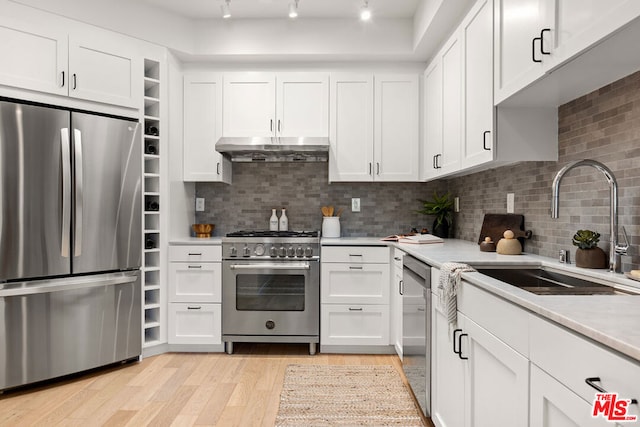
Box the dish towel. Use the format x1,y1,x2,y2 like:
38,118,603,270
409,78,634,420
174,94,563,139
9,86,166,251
438,262,476,331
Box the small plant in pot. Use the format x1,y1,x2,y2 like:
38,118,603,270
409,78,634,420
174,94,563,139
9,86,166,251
417,192,453,238
572,229,607,269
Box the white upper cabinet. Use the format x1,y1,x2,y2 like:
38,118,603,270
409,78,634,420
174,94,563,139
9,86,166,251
329,73,375,182
374,74,420,181
277,74,329,137
461,0,494,169
183,73,231,183
422,31,462,180
223,72,328,138
495,0,640,104
0,16,140,108
330,73,419,182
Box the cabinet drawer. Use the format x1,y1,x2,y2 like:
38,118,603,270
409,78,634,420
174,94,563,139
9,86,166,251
321,246,389,263
457,280,529,357
168,262,221,303
530,314,640,407
392,248,405,270
321,304,390,346
168,303,221,345
169,245,221,262
321,263,390,304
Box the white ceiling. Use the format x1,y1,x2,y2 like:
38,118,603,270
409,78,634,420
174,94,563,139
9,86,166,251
131,0,421,20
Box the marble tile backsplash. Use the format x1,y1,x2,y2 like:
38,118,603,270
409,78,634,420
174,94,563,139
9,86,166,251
448,70,640,271
196,162,447,237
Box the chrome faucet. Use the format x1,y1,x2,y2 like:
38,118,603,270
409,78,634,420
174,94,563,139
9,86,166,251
551,159,630,272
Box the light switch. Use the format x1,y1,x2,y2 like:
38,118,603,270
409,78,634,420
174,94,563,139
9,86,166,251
507,193,515,213
196,197,205,212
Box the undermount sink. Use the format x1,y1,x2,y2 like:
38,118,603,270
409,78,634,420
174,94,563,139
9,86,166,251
474,266,639,296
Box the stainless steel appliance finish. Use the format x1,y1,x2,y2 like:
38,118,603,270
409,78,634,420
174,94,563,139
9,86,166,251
0,271,141,390
0,98,142,390
402,255,432,417
222,231,320,355
215,136,329,162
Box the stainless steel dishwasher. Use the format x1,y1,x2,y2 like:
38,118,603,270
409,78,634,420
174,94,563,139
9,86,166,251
402,255,431,417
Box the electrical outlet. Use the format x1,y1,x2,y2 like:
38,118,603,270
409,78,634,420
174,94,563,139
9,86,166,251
351,198,361,212
507,193,515,213
195,197,205,212
454,197,460,213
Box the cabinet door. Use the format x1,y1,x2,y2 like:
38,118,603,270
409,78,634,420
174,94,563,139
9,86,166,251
431,289,465,427
0,20,67,96
223,72,275,137
168,303,221,345
276,73,329,137
321,304,390,346
494,0,548,104
530,364,607,427
68,34,140,108
422,60,443,181
440,32,463,175
329,73,374,182
321,263,390,305
462,0,495,169
168,262,222,303
183,73,231,183
461,314,529,427
374,74,419,181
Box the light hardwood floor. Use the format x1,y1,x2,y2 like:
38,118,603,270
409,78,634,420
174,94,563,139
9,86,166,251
0,344,431,427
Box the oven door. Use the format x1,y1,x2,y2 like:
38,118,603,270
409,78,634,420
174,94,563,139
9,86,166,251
222,260,319,337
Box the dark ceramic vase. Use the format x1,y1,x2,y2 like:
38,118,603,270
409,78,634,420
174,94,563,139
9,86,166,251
575,247,607,269
432,219,450,238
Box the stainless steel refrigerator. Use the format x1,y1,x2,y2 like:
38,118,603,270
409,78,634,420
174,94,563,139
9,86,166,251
0,98,142,391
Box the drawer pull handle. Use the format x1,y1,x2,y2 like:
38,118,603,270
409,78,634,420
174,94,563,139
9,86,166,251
458,333,469,360
349,266,363,270
187,306,202,310
453,328,463,355
399,279,404,296
349,254,363,257
586,377,638,404
417,307,425,312
188,265,202,269
348,307,363,311
188,252,202,256
394,257,401,261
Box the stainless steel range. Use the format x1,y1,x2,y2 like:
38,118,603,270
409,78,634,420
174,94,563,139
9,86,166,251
222,230,320,355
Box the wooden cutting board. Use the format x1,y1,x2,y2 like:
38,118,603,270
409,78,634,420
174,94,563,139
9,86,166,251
477,214,532,249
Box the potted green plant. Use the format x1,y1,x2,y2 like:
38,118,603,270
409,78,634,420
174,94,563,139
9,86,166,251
572,229,607,269
417,191,454,238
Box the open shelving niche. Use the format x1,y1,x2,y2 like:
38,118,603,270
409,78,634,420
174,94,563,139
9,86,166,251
141,58,166,352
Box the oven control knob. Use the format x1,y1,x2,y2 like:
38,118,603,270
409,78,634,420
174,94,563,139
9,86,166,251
254,244,265,256
287,246,295,257
295,246,304,257
265,320,275,330
278,246,286,257
243,245,251,257
269,246,277,257
229,246,238,257
304,247,313,257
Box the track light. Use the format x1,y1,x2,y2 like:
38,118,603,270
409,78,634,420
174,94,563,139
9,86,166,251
360,0,371,21
288,0,299,19
221,0,231,19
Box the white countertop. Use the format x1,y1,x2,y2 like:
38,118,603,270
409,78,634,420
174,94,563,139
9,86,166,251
327,237,640,362
170,237,222,245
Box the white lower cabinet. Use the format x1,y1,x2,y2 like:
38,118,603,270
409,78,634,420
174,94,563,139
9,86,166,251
168,244,222,347
168,303,221,345
320,246,391,352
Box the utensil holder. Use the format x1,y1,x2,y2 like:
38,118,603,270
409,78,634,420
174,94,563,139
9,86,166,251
322,216,340,238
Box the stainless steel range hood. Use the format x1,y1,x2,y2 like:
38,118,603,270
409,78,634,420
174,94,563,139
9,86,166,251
215,137,329,162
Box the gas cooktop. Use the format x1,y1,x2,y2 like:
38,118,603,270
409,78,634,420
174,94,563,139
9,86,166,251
225,230,319,238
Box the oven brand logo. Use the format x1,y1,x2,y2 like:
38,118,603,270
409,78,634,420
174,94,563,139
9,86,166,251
591,393,637,422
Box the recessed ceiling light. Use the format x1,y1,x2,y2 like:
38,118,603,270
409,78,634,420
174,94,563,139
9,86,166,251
360,1,371,21
289,0,299,19
221,0,231,19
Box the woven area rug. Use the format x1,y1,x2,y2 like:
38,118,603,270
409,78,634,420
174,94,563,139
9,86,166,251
275,364,424,426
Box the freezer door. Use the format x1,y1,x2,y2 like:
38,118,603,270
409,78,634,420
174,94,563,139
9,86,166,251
71,112,141,274
0,100,72,281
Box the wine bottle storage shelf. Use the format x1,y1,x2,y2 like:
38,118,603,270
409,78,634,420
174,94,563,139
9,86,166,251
145,289,160,305
145,269,160,285
144,176,159,193
144,251,160,268
144,157,159,174
144,213,160,230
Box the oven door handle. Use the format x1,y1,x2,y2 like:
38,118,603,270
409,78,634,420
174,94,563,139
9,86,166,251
229,262,311,270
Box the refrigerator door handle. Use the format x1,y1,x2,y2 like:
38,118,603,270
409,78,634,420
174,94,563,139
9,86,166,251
60,128,71,258
73,129,84,257
0,271,138,298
